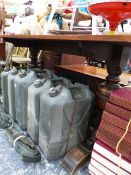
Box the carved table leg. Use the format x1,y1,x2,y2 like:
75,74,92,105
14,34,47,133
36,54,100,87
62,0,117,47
28,47,41,69
96,45,123,110
106,45,123,89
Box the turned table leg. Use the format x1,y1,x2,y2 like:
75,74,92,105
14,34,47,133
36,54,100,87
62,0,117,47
96,45,124,110
28,47,41,68
106,45,123,89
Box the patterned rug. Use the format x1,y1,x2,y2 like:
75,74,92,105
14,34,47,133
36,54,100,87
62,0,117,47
0,129,88,175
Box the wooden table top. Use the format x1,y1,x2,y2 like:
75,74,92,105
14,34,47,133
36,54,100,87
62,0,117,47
57,64,131,86
1,34,131,44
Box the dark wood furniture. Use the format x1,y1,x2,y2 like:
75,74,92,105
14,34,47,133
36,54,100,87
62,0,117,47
61,54,86,65
1,34,131,173
1,34,131,108
0,42,5,60
55,64,130,93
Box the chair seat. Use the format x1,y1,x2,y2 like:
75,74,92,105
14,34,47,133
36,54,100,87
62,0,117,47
12,56,30,64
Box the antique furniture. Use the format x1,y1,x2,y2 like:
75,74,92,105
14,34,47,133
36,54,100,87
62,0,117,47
55,64,130,92
1,34,131,174
0,42,5,60
1,34,131,109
